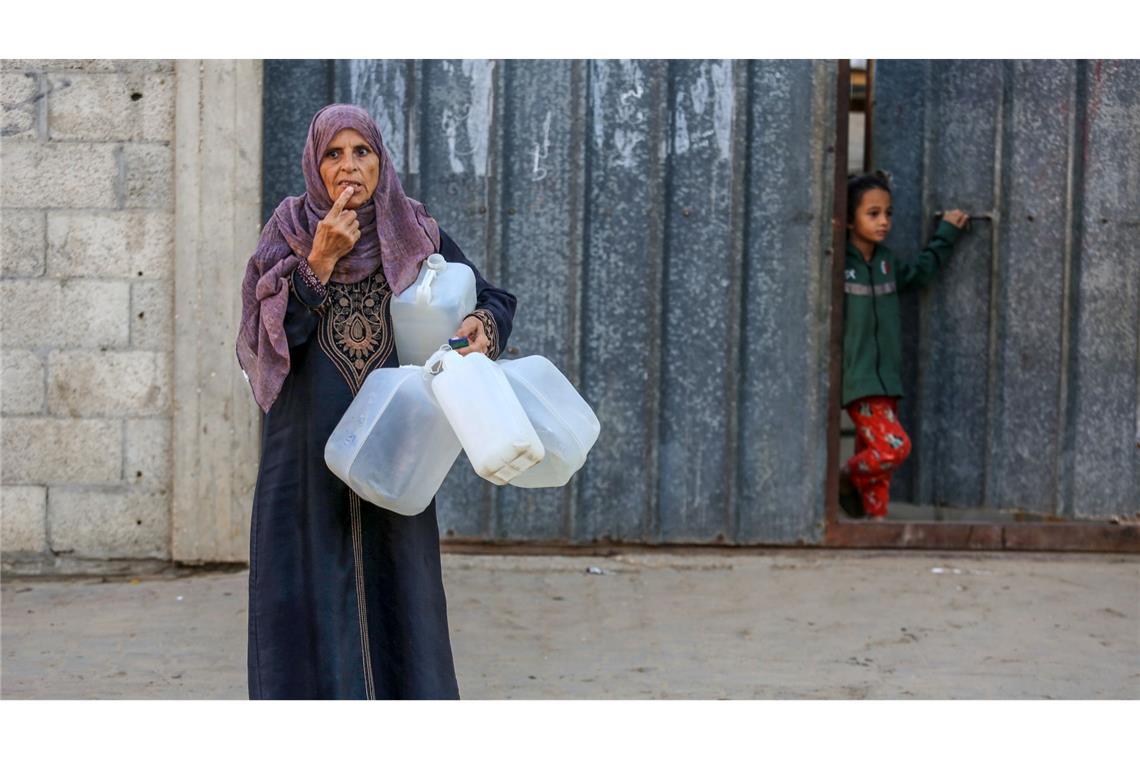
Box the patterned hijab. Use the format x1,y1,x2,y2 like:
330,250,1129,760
236,104,440,412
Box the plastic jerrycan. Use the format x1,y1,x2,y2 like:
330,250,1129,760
324,364,462,516
429,347,545,485
497,356,600,488
390,253,476,366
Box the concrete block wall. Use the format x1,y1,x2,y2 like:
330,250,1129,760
2,60,176,573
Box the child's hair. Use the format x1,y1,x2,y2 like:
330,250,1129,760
847,171,892,222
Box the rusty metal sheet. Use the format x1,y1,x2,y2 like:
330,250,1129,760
827,521,1140,553
413,60,502,539
575,59,669,543
657,60,743,543
824,60,853,534
1068,61,1140,519
920,60,1003,509
491,60,586,540
735,60,834,544
989,60,1074,512
865,60,927,504
262,59,837,546
872,59,1140,521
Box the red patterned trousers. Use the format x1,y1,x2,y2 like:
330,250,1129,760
844,396,912,517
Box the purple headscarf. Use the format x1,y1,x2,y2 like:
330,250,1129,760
236,104,440,412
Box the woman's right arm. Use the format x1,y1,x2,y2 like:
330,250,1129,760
283,258,327,347
283,186,360,346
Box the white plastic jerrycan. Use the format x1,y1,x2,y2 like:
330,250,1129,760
324,364,462,516
391,253,476,366
497,356,600,488
428,347,545,485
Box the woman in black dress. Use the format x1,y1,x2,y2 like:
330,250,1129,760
236,104,516,699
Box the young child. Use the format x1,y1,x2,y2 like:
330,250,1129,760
839,172,969,519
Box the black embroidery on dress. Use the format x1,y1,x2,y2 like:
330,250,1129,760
317,271,394,393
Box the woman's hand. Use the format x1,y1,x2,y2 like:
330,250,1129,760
943,209,969,229
453,315,491,357
307,187,360,283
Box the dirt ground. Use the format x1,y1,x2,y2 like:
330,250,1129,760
2,549,1138,699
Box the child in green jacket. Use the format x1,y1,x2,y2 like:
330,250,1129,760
839,172,969,519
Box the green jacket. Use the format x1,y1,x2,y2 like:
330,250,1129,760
841,220,962,406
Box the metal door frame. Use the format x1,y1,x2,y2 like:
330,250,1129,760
822,60,1138,553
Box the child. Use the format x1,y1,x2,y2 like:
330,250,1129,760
839,172,969,519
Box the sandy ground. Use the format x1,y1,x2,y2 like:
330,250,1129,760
2,550,1138,699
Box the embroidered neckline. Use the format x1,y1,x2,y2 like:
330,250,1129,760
317,271,394,393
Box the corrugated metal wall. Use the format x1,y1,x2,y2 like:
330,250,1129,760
263,60,838,544
872,60,1140,519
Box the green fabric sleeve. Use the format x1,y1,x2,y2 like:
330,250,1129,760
896,219,962,292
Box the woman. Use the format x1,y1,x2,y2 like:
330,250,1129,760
236,104,516,699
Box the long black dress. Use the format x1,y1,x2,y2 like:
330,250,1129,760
247,229,516,699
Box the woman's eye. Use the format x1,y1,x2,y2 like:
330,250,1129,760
356,147,370,157
326,150,340,160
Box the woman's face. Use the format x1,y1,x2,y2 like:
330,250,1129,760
319,128,380,210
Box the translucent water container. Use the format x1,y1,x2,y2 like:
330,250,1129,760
429,348,544,485
498,356,600,488
391,254,476,366
324,365,461,516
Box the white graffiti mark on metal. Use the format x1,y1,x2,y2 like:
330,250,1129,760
591,59,649,171
672,60,735,163
347,59,407,175
437,60,495,177
532,110,552,182
711,61,735,163
463,60,494,178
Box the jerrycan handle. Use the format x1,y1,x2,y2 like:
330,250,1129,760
415,254,448,305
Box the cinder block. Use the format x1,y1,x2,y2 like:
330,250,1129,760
1,349,45,414
125,418,172,489
47,73,174,142
0,141,117,208
1,72,40,141
48,350,171,417
0,418,121,483
3,61,172,75
121,60,175,75
0,280,57,347
0,280,130,348
47,210,174,279
122,144,173,209
131,280,174,351
48,486,170,559
1,485,48,553
1,210,46,276
62,279,132,348
2,60,121,73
